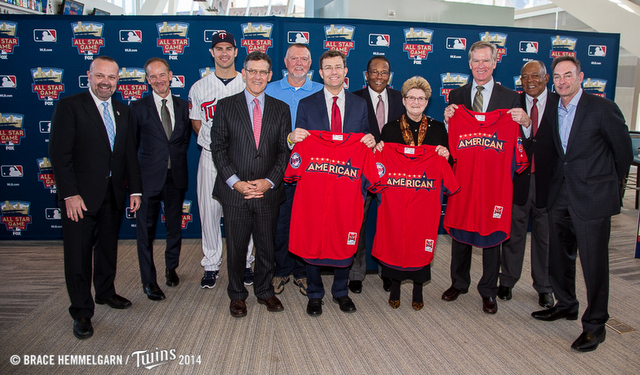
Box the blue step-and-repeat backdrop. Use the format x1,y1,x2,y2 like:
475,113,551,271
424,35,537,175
0,15,620,240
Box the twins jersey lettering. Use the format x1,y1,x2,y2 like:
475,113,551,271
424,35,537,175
372,143,460,270
444,106,528,247
284,131,380,266
188,72,244,149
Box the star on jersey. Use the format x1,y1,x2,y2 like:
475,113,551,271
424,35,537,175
386,171,435,191
305,157,360,180
457,132,506,153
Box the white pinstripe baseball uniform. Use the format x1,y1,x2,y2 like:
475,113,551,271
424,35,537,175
188,71,254,271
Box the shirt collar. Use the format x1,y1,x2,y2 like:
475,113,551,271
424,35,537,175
367,86,388,102
323,87,344,101
88,88,111,108
152,90,172,106
472,77,494,91
560,88,583,110
526,88,547,105
244,89,266,106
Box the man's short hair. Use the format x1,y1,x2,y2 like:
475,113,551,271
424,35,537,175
243,51,272,71
468,41,497,63
89,56,118,73
551,56,581,75
401,76,432,100
286,43,311,57
319,50,346,69
366,56,391,72
521,60,547,76
143,57,170,75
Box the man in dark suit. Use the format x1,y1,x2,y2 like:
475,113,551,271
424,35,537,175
49,56,142,339
349,56,404,294
130,58,191,301
498,60,557,308
441,40,530,315
532,56,633,352
211,51,290,318
289,50,376,316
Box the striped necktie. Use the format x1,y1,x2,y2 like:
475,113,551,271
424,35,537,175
472,86,484,112
101,102,115,150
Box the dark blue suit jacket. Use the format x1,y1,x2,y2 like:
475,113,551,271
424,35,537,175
131,94,191,193
295,89,370,134
352,87,404,142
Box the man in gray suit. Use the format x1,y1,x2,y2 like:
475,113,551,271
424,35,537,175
211,51,291,318
532,56,633,352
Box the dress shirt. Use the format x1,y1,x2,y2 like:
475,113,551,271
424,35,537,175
265,76,322,128
368,86,389,125
471,78,495,113
151,90,175,130
323,87,345,132
522,88,548,139
88,89,116,135
558,88,582,154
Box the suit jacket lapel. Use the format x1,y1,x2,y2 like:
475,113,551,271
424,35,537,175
145,95,166,139
547,98,564,158
170,95,184,141
565,94,588,156
82,91,112,151
319,92,330,131
235,94,256,148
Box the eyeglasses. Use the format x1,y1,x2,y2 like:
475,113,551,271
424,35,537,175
321,65,344,72
405,96,427,103
368,70,389,77
245,69,270,77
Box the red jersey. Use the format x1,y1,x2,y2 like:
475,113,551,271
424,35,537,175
444,106,528,247
284,131,380,266
372,143,460,270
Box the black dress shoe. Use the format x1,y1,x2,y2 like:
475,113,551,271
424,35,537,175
95,294,132,309
382,277,392,292
441,286,468,301
482,296,498,314
571,330,606,352
307,298,323,316
497,286,512,300
143,283,166,301
332,295,357,313
230,299,247,318
538,292,554,308
531,306,578,321
257,296,284,312
73,318,93,340
166,268,179,287
348,280,363,294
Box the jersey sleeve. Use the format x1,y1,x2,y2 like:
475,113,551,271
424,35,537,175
441,158,461,196
284,142,305,183
513,133,529,174
368,151,387,194
361,144,381,193
188,82,204,121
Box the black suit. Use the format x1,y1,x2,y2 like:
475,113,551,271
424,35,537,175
49,90,142,320
131,93,191,284
547,91,632,334
499,91,558,293
211,91,290,300
447,80,520,298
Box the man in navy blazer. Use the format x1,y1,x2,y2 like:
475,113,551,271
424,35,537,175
288,50,376,316
130,58,191,301
532,56,633,352
49,56,142,339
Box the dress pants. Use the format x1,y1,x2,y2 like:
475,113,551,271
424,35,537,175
273,183,306,279
223,199,278,301
548,183,610,334
500,175,552,293
61,181,119,320
136,169,185,284
349,192,374,282
450,239,500,298
306,264,350,299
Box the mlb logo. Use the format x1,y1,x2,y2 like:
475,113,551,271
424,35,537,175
347,232,358,246
425,239,434,253
446,37,466,50
120,30,142,43
0,75,16,88
78,75,89,88
170,75,185,88
288,31,309,44
369,34,390,47
588,45,607,57
1,165,23,177
33,29,57,42
204,30,227,42
39,121,51,133
519,41,538,53
45,208,61,220
493,206,503,219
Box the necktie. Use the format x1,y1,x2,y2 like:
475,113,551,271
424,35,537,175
101,102,115,151
530,98,538,172
376,94,385,132
253,98,262,149
161,99,172,168
472,86,484,112
331,96,341,133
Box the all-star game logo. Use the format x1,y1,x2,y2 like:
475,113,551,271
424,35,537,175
0,113,25,149
323,24,355,56
385,171,435,191
480,32,507,62
403,27,433,64
157,22,190,59
550,35,577,58
161,200,194,229
71,22,105,58
1,200,32,233
0,21,19,58
241,23,273,54
583,78,607,98
36,157,56,191
31,67,65,103
305,157,360,180
457,132,506,153
116,67,147,101
440,73,469,103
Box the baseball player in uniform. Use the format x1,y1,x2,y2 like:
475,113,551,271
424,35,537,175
188,32,254,288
